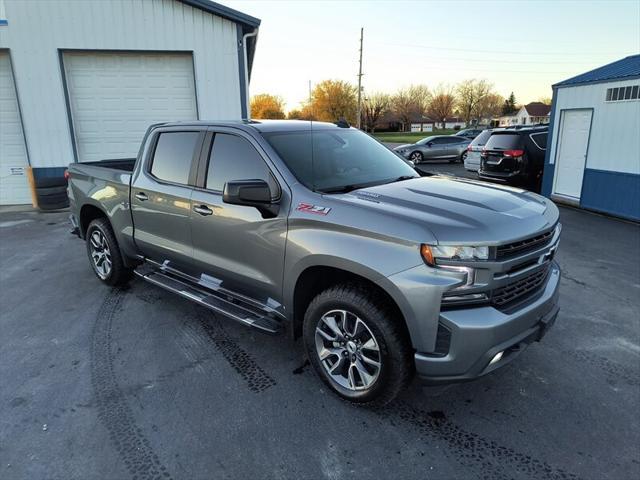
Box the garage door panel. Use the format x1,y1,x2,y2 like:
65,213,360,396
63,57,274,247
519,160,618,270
64,51,198,163
0,52,31,205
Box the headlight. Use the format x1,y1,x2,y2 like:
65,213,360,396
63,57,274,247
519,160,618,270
420,244,488,265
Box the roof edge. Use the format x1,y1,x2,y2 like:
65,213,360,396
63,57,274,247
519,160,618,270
178,0,261,29
553,54,640,88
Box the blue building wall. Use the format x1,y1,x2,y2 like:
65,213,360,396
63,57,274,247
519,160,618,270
580,169,640,221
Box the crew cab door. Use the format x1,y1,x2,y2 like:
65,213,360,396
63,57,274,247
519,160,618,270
131,127,205,271
189,128,289,306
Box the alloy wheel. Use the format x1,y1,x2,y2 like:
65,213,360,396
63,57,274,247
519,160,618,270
410,152,422,163
314,309,382,391
89,230,112,279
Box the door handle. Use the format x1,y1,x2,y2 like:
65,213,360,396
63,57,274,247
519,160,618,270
193,205,213,216
135,192,148,201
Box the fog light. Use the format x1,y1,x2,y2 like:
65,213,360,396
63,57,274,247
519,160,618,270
489,351,504,366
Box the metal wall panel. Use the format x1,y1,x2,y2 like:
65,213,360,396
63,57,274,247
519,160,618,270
549,81,640,175
0,0,242,169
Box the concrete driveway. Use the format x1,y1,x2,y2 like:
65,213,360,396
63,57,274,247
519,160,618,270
1,205,638,480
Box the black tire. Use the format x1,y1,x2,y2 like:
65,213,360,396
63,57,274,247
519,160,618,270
85,218,133,286
409,151,423,164
303,283,413,406
37,185,67,196
459,150,468,163
34,176,67,188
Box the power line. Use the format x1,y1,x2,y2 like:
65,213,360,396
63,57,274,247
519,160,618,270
373,41,635,57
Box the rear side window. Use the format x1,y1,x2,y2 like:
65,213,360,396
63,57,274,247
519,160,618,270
485,133,522,150
470,130,492,147
529,132,547,150
206,133,278,194
150,132,200,185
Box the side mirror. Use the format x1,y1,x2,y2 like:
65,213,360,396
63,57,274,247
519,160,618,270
427,142,433,147
223,179,279,218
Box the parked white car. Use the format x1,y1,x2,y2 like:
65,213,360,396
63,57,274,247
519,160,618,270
464,129,497,172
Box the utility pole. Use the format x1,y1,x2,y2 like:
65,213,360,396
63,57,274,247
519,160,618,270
356,27,364,129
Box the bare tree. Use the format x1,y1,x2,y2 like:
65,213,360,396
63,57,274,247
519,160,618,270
391,85,431,131
456,79,492,126
473,93,504,123
428,84,457,129
363,92,390,132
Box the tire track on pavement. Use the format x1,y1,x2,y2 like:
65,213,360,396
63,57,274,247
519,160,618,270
193,311,277,393
91,288,172,480
380,401,581,480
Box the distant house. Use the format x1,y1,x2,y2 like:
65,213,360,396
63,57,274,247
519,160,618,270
410,116,435,132
499,102,551,126
443,117,466,129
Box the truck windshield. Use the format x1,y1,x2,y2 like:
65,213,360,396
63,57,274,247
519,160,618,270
262,129,418,193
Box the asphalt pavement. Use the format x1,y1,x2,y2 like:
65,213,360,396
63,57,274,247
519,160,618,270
1,201,638,480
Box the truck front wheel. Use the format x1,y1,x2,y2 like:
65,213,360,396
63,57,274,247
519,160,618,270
303,284,413,406
85,218,132,286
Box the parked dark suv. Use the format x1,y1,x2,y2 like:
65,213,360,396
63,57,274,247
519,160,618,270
478,126,548,192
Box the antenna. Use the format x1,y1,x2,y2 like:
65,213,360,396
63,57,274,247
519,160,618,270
357,27,364,130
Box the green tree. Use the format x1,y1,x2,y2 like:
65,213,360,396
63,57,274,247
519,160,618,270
502,92,518,115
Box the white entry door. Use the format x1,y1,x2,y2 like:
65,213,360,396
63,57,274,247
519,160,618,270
0,52,31,205
63,51,198,162
553,109,592,199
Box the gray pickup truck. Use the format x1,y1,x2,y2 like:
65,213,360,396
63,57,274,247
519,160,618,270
67,120,561,405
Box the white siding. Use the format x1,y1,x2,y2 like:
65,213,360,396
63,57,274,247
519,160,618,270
0,0,242,169
550,80,640,174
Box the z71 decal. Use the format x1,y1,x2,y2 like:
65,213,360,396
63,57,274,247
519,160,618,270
296,203,331,216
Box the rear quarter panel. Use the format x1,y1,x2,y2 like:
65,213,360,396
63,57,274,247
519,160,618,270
68,164,137,258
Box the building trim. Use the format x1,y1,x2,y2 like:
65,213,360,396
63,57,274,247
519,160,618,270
541,88,558,197
178,0,260,30
550,107,595,200
236,24,248,120
554,74,640,89
57,50,79,163
1,48,31,166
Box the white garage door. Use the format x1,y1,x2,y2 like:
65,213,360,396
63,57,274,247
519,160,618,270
0,52,31,205
553,109,592,199
63,52,198,163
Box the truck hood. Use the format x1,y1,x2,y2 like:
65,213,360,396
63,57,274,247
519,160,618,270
336,176,559,244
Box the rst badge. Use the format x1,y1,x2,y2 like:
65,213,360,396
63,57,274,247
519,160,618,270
296,203,331,216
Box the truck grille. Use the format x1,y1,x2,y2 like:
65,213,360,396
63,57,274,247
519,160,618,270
491,264,550,310
496,227,555,259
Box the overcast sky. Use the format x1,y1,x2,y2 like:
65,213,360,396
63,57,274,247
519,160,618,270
224,0,640,112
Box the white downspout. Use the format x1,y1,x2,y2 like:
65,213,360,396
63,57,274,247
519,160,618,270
242,28,259,120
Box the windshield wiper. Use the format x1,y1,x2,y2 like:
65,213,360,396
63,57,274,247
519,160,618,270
318,184,365,194
384,175,419,185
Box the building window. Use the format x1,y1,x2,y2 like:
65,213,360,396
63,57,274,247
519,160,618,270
606,85,639,102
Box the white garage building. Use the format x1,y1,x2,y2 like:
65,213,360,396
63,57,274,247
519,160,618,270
541,55,640,221
0,0,259,207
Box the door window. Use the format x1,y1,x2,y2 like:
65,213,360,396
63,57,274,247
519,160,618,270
206,133,278,196
150,132,200,185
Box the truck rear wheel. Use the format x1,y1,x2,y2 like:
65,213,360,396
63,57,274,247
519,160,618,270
85,218,132,286
303,284,413,406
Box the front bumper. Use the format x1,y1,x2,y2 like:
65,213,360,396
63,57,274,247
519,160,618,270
414,261,560,383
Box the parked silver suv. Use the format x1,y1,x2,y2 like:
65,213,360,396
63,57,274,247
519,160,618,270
394,135,471,164
67,120,561,406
